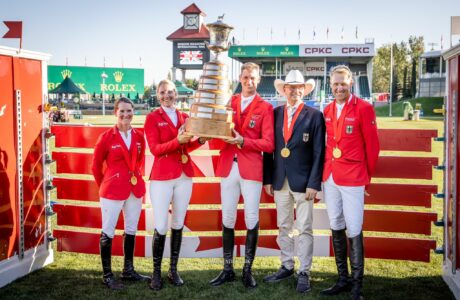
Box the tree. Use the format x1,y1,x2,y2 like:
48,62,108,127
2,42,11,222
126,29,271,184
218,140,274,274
408,36,424,97
185,78,199,90
372,36,424,100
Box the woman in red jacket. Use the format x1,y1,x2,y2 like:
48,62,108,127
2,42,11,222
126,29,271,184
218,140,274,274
144,79,204,291
91,97,149,290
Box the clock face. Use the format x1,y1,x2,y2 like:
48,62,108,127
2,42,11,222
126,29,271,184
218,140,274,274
185,15,199,29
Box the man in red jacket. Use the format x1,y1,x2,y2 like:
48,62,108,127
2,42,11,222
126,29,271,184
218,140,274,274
209,62,275,289
320,65,379,300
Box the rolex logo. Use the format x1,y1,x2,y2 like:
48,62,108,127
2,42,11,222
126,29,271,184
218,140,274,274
285,47,289,51
61,69,72,79
261,47,265,51
238,47,241,51
113,71,124,83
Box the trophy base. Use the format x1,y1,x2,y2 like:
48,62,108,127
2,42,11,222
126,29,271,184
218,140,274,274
185,117,234,139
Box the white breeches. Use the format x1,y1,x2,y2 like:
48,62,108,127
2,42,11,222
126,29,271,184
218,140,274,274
220,162,262,230
100,193,142,238
323,175,364,238
149,173,192,235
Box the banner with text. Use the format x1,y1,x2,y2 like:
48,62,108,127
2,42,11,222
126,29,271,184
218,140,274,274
48,66,144,95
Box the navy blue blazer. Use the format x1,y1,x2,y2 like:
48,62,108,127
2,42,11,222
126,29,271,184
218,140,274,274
263,104,325,193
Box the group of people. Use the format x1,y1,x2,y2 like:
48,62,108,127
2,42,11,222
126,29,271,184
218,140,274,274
91,63,379,300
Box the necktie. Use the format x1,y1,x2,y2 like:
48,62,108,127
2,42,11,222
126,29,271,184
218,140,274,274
287,106,296,128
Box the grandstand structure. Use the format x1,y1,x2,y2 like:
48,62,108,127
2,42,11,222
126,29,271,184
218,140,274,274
418,50,446,97
228,42,375,107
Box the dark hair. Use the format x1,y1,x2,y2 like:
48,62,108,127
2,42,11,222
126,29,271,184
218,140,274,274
114,97,134,113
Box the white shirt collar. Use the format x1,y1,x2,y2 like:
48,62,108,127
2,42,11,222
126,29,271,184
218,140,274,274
162,105,176,114
336,95,353,109
286,100,302,110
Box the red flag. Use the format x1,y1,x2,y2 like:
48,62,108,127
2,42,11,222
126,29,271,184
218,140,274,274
3,21,22,39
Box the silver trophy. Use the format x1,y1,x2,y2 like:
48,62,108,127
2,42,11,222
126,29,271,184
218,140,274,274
185,15,235,138
206,15,234,60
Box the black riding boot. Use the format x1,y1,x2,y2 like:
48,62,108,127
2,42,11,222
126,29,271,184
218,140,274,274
121,233,149,281
349,232,364,300
100,232,124,290
168,227,184,286
242,222,259,289
321,229,351,296
209,226,235,286
149,229,166,291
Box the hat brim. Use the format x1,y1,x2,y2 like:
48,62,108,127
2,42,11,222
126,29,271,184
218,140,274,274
275,78,316,97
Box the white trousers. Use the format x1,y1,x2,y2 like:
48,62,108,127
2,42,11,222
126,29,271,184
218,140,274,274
274,178,314,273
100,193,142,238
220,162,262,230
149,173,192,235
323,175,364,238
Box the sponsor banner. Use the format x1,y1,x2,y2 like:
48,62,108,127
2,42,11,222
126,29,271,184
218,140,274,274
284,62,305,74
299,44,374,57
48,65,144,95
229,45,299,58
173,41,210,69
305,62,325,76
262,62,277,75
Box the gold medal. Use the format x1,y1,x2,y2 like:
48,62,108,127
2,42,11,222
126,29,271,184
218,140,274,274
280,147,291,158
181,154,189,164
130,175,137,185
333,147,342,159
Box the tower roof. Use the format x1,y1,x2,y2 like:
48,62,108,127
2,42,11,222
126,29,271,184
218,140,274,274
181,3,206,16
167,24,209,40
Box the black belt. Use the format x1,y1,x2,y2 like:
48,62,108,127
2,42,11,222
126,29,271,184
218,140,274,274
233,157,238,162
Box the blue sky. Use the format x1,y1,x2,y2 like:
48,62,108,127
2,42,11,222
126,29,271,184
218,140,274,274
0,0,458,84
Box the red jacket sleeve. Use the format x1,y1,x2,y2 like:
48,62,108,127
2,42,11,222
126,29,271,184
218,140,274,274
361,104,380,178
242,104,275,153
91,133,108,186
144,113,181,156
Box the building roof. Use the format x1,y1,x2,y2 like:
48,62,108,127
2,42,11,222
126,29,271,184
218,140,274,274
166,24,210,40
181,3,206,16
421,50,442,58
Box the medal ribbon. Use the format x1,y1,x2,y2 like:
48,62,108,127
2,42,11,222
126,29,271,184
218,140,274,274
119,129,138,178
283,103,304,145
176,110,188,161
235,96,257,134
332,100,350,147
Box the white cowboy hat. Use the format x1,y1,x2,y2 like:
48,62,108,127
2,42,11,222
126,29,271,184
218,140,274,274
274,70,316,96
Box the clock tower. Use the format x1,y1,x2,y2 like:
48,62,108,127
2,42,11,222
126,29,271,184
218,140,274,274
184,13,200,30
167,3,210,82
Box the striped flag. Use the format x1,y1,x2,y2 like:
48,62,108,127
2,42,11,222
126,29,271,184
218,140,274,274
341,26,344,40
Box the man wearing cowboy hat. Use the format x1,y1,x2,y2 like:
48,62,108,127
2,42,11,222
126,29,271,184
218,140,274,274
263,70,325,293
320,65,379,300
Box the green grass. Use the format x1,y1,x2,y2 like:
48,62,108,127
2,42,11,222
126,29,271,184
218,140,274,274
0,116,454,299
374,97,444,117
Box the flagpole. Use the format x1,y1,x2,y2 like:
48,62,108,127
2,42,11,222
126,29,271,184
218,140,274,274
389,42,393,117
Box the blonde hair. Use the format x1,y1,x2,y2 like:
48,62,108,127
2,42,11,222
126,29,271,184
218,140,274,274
157,79,176,93
241,62,260,74
329,65,353,81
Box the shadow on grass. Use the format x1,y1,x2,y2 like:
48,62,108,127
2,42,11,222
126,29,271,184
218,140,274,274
0,267,454,300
